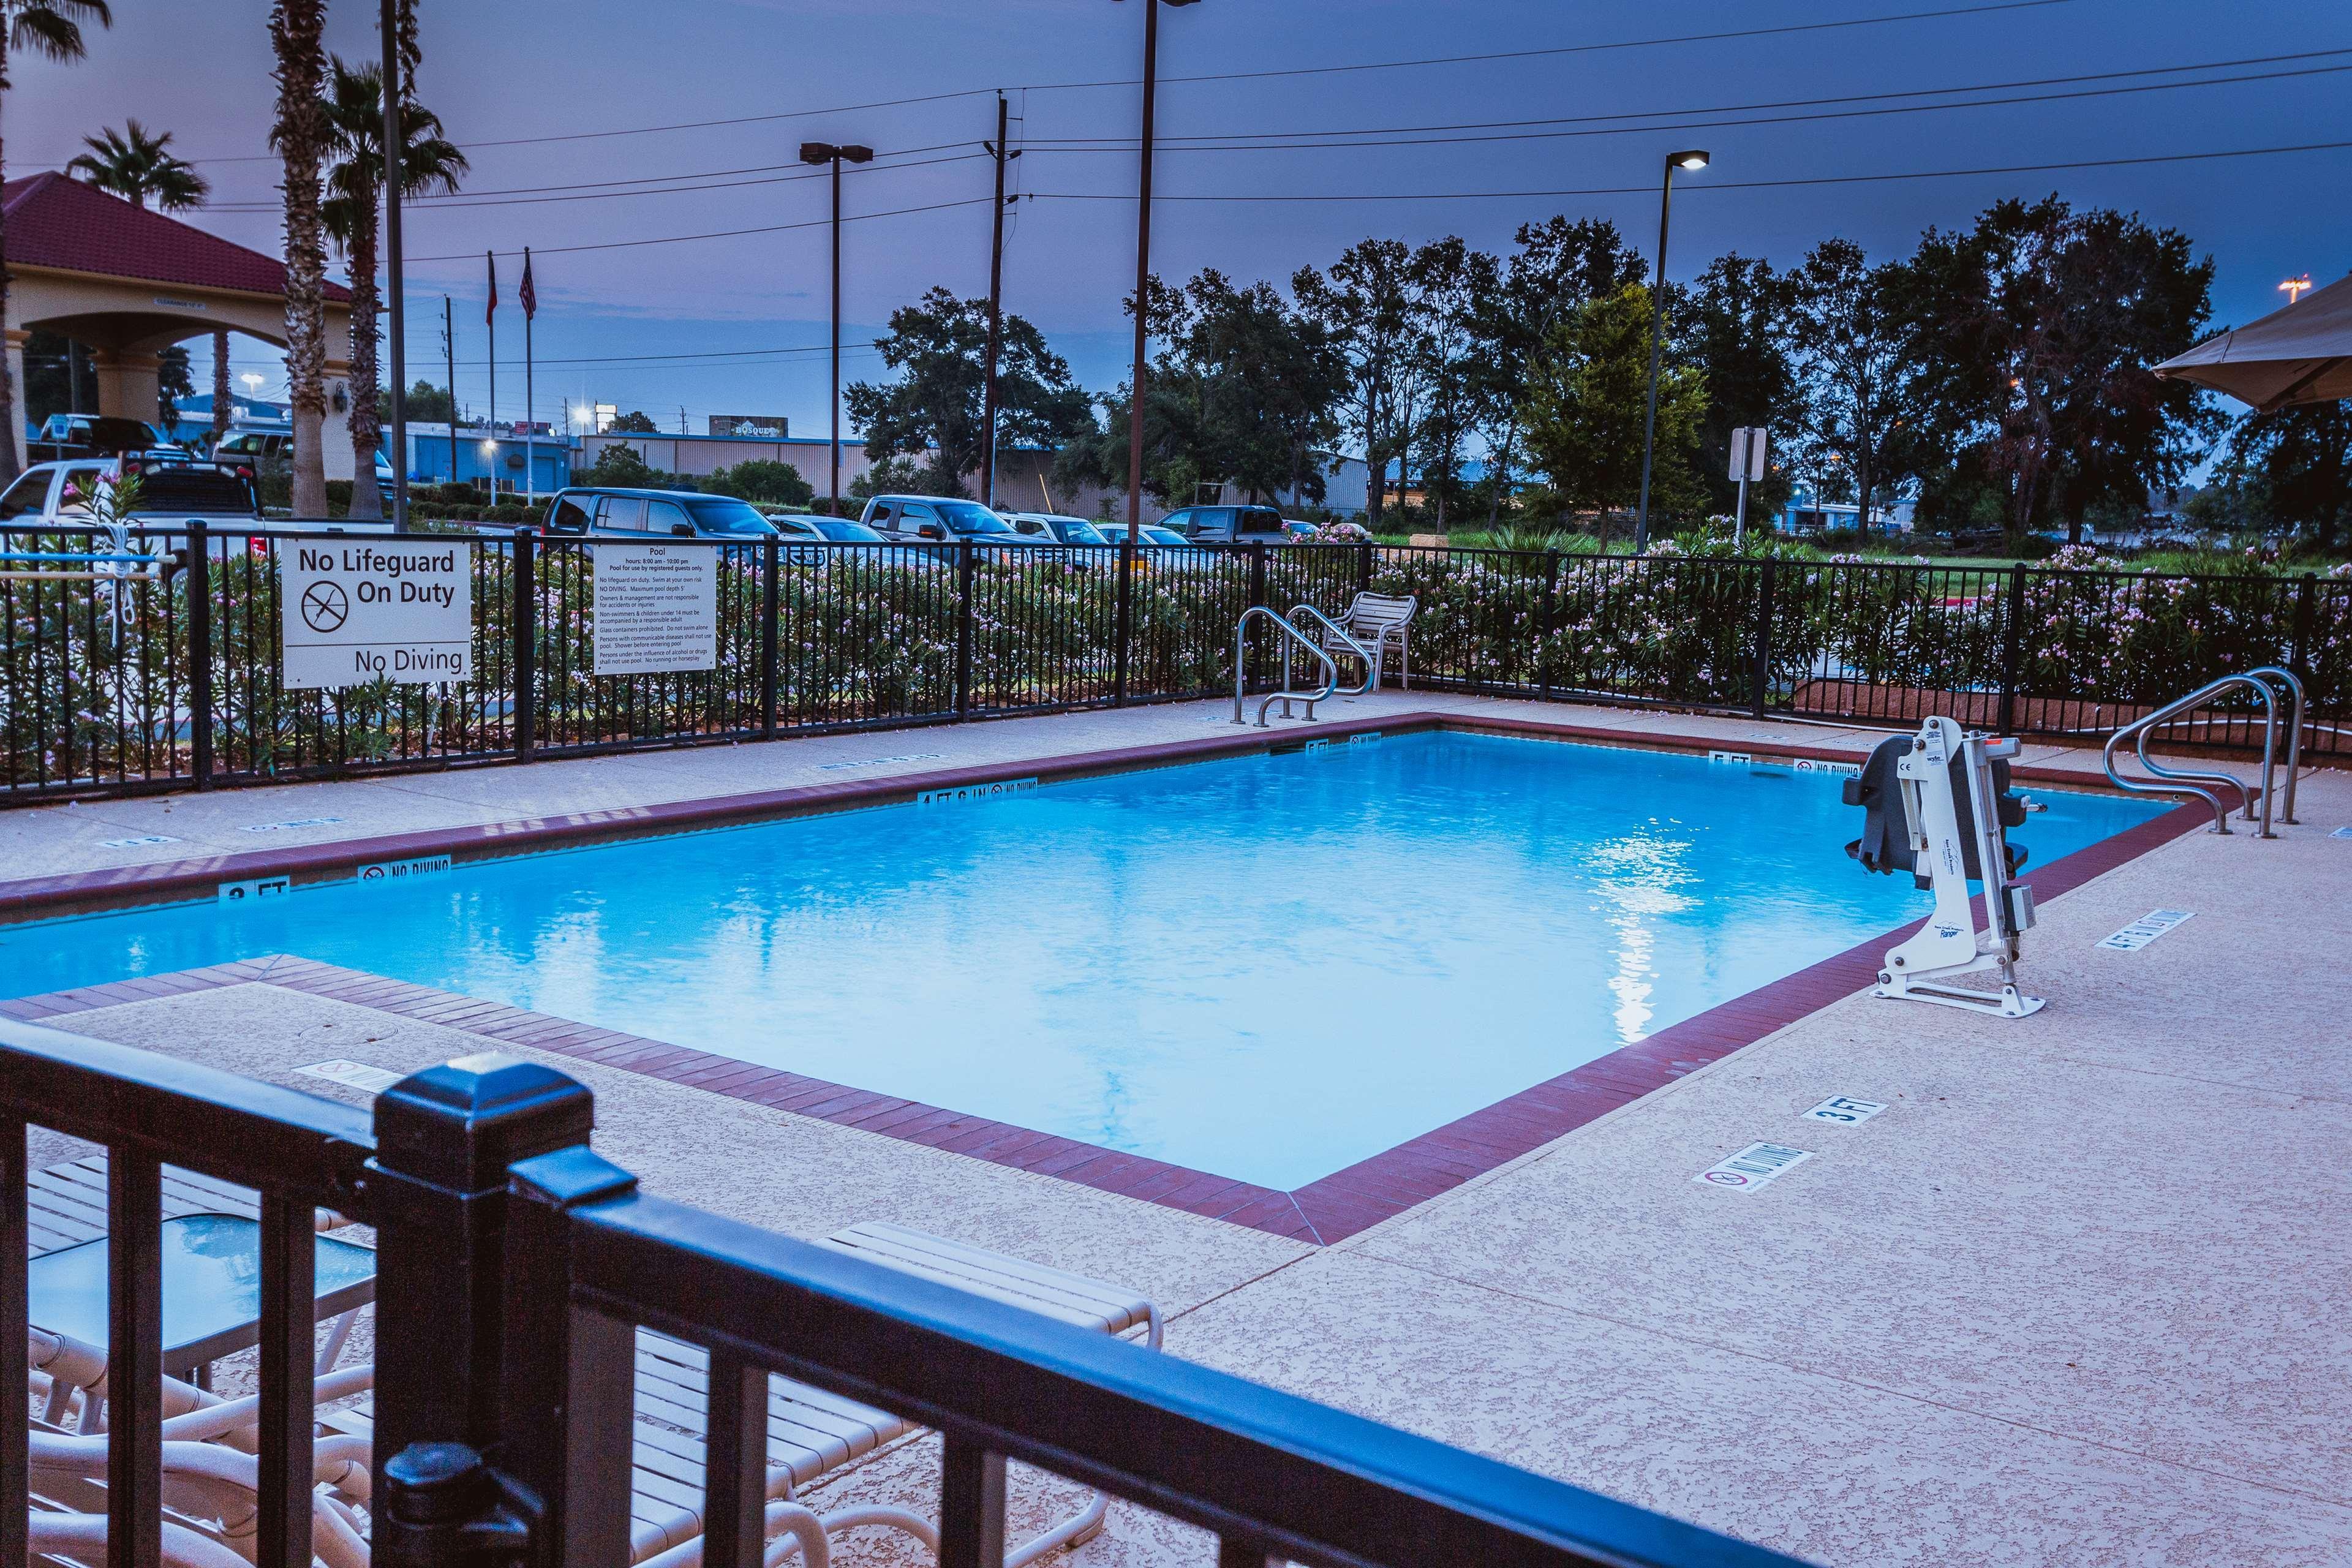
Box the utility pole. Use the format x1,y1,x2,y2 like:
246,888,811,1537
380,0,407,530
1116,0,1198,704
442,295,455,488
981,94,1013,510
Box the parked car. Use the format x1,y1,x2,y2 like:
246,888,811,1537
1001,512,1110,548
1093,519,1218,570
212,426,396,487
759,513,927,568
541,486,780,541
0,458,396,557
31,412,187,464
1157,504,1297,546
763,514,891,545
0,458,258,527
859,494,1044,554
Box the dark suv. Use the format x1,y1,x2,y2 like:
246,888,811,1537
1159,504,1295,545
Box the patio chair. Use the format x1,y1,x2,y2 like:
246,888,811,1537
1321,591,1417,690
317,1223,1161,1568
27,1509,252,1568
28,1423,372,1568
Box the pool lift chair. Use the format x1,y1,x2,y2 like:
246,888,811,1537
1846,715,2043,1019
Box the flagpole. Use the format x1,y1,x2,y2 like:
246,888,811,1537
523,247,535,508
485,249,497,500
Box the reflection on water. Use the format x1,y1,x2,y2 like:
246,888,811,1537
2,734,2166,1191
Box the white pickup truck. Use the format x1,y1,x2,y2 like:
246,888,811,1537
0,458,392,543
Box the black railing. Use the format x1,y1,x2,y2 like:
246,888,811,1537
7,524,2348,802
2,1021,1812,1568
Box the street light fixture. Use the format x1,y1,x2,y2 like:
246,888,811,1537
1634,148,1709,552
801,140,875,515
1114,0,1200,704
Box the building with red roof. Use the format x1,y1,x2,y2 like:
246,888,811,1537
3,172,356,472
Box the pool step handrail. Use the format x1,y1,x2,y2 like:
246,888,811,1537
2100,668,2303,837
1285,603,1377,698
1233,606,1339,726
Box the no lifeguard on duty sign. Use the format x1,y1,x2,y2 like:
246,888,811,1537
281,541,473,690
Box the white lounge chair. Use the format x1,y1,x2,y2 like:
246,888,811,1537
314,1223,1162,1568
1321,591,1417,690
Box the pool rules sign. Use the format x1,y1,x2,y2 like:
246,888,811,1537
281,541,472,690
592,542,717,675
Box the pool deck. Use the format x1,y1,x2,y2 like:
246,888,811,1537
6,694,2348,1566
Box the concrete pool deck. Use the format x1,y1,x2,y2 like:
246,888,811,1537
6,695,2348,1565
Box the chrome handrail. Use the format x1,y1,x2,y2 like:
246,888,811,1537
2100,673,2278,837
1233,605,1339,727
2243,665,2306,824
1286,602,1376,698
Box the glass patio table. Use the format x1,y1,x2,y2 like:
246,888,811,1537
28,1212,378,1385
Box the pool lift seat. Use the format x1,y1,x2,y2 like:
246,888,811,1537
1849,715,2043,1019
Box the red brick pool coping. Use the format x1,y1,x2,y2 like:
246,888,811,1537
0,716,2211,1243
0,706,2183,924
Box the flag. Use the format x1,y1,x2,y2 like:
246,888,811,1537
519,248,537,322
484,251,498,325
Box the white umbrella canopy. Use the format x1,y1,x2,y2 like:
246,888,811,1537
2157,271,2352,411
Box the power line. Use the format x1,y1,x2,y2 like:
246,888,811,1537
436,342,880,368
1025,47,2352,146
1021,0,2076,89
204,151,989,215
1023,61,2352,157
22,0,2067,168
408,196,997,263
1030,136,2352,202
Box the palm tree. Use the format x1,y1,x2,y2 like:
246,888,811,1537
64,120,225,443
64,119,206,208
268,0,330,516
0,0,112,483
323,55,463,519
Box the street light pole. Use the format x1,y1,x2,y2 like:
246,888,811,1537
1634,148,1708,553
801,140,873,516
380,0,406,531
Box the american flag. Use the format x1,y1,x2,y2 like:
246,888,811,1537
519,249,537,322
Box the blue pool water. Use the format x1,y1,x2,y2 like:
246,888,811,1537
2,733,2162,1189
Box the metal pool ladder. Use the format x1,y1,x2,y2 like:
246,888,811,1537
1232,605,1372,726
2101,665,2305,837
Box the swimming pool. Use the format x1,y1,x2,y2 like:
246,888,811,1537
2,732,2163,1191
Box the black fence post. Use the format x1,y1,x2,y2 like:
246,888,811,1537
1997,565,2028,737
1748,557,1778,720
186,520,214,790
511,529,536,762
1537,549,1561,703
1246,542,1268,697
2290,571,2318,682
954,540,976,718
760,537,780,740
1357,539,1373,594
1112,545,1133,707
366,1056,595,1565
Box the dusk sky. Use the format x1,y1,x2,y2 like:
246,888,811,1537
15,0,2351,445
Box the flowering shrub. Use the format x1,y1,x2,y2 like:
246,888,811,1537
9,532,2352,793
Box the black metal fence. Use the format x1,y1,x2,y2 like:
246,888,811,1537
7,523,2348,801
2,1019,1814,1568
